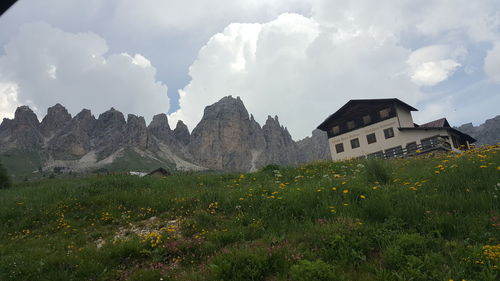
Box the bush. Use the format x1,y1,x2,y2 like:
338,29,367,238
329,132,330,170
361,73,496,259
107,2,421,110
289,259,342,281
209,246,289,281
364,159,392,184
259,164,281,173
0,160,11,189
128,269,163,281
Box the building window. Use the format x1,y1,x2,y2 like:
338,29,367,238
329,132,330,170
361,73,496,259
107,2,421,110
362,115,371,125
379,108,390,119
383,127,394,139
335,143,344,153
406,142,417,153
421,136,438,149
350,138,360,149
331,125,340,135
347,120,355,130
367,151,384,159
385,146,403,158
366,133,377,144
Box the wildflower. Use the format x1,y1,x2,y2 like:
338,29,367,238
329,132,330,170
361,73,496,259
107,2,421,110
409,187,418,191
371,186,379,190
342,189,349,194
479,165,487,168
341,181,347,185
331,187,337,191
239,198,245,201
359,195,366,199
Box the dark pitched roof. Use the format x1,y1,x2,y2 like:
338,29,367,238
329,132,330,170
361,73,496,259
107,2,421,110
317,98,417,131
418,118,450,128
146,167,171,176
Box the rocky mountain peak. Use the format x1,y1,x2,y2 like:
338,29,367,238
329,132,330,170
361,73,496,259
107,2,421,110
14,105,40,127
126,114,148,149
0,105,43,151
149,114,171,131
40,103,72,137
173,120,190,145
457,115,500,145
202,95,249,121
148,113,172,141
95,108,126,131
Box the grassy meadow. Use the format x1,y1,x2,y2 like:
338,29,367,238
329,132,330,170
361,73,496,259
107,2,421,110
0,146,499,281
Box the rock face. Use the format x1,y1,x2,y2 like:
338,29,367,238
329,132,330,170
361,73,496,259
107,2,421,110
40,103,72,138
296,129,331,163
261,115,298,167
0,106,44,151
173,121,190,146
126,114,148,149
0,96,334,174
48,109,96,157
189,96,262,171
456,115,500,145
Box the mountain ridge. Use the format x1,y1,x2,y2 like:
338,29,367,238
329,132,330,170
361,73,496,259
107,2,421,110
0,96,330,178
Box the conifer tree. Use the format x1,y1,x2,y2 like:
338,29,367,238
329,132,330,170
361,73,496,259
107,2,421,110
0,160,11,189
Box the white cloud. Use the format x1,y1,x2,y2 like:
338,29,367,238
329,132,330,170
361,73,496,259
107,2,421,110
0,82,20,120
407,45,464,86
0,22,169,122
170,13,421,139
484,42,500,83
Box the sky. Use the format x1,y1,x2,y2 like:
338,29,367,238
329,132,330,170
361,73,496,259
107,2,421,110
0,0,499,140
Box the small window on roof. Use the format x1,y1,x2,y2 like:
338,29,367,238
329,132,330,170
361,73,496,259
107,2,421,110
379,108,390,119
363,115,371,124
331,125,340,135
347,120,355,130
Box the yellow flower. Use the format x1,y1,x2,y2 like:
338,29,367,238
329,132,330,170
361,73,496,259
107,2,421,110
239,198,245,201
342,189,349,194
331,187,337,191
359,195,366,199
479,165,487,168
371,186,379,190
409,187,418,191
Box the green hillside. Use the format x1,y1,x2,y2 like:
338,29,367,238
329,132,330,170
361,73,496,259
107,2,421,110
0,146,499,281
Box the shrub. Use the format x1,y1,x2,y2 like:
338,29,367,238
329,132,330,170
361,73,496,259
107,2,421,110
128,269,163,281
0,160,11,189
289,259,342,281
260,164,281,173
364,159,392,184
209,246,289,281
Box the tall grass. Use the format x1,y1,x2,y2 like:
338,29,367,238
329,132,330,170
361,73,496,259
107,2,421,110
0,146,499,280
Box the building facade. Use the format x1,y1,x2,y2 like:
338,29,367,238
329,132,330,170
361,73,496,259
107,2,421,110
317,99,476,161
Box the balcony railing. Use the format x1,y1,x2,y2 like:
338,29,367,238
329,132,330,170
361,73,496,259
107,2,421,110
364,136,452,160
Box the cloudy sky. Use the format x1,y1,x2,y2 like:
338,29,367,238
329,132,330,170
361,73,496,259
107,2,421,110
0,0,499,139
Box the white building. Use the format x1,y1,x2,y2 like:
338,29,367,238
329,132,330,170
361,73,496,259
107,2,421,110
317,99,476,161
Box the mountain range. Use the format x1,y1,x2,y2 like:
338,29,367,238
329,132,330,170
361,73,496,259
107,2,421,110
1,95,498,179
0,96,330,178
